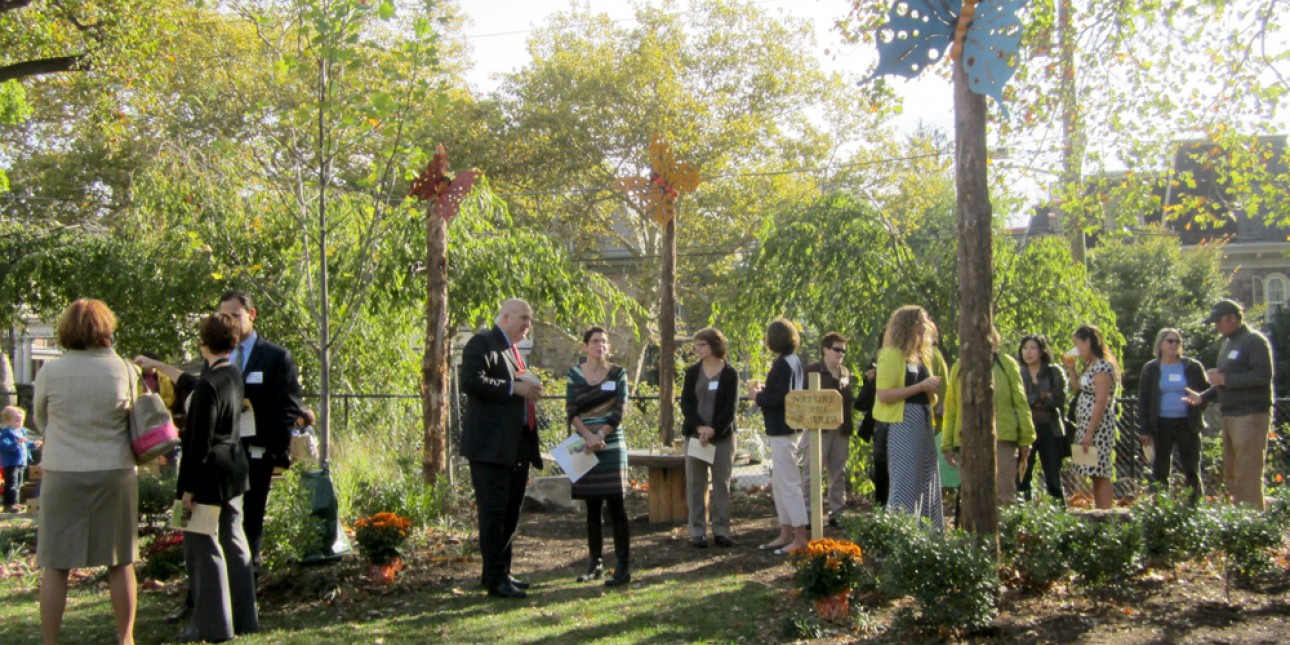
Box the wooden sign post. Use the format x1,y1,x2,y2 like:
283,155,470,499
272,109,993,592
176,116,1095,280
786,373,844,541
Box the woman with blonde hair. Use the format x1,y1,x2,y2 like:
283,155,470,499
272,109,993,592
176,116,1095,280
34,299,138,644
1063,325,1120,509
873,306,944,530
1137,328,1209,505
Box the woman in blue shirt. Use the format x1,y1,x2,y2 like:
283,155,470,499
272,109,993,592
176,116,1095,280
1136,328,1210,505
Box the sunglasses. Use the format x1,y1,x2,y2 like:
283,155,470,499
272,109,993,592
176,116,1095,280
827,346,847,354
1164,338,1181,345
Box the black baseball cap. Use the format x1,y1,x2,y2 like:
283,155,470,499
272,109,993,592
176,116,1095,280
1202,299,1242,324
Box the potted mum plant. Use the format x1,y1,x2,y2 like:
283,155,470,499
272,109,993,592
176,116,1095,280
790,538,864,621
354,512,412,583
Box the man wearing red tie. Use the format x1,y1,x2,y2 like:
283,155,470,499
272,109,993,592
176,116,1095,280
460,298,545,599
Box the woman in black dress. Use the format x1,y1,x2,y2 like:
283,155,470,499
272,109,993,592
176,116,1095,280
566,327,631,587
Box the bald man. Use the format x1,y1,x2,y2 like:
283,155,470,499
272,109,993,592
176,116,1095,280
460,299,545,599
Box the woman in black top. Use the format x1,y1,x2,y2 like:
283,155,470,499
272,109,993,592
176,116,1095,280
1137,328,1210,505
139,313,258,641
679,327,740,548
749,318,808,554
1015,334,1069,503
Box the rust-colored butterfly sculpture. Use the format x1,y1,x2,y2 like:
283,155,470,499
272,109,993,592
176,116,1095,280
615,135,702,225
410,144,480,221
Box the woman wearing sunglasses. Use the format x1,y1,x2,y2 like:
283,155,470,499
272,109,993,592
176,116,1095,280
1137,328,1210,505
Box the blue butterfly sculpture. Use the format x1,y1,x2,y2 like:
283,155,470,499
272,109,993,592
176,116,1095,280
869,0,1027,114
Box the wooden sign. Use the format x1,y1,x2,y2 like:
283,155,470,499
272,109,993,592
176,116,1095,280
785,389,844,430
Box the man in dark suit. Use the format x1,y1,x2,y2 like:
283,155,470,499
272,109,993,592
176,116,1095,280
461,298,544,599
219,290,303,569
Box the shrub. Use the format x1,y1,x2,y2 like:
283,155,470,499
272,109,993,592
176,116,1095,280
1000,500,1080,590
844,510,921,592
347,468,449,528
138,474,178,528
1266,484,1290,531
1065,515,1144,589
138,531,185,581
882,528,1000,633
0,524,37,559
1136,491,1220,568
1216,503,1283,581
259,465,323,572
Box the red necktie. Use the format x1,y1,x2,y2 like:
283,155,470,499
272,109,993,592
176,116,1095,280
513,345,536,431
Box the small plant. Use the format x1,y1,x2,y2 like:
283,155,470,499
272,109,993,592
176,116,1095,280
1216,503,1282,583
1000,500,1079,590
844,509,920,592
775,615,824,640
138,531,185,581
1065,516,1144,589
790,538,864,600
1265,484,1290,531
1136,491,1220,569
882,528,999,633
353,512,412,566
260,465,323,572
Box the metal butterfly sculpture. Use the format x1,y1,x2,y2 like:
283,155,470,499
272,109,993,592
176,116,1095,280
410,144,481,221
615,135,702,225
869,0,1027,114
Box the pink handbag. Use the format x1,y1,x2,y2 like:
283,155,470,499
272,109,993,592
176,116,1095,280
124,360,180,464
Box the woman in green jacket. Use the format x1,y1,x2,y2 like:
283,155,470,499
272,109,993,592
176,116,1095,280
941,327,1036,507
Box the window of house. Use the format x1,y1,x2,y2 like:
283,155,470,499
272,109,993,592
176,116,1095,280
1252,275,1265,306
1266,273,1289,315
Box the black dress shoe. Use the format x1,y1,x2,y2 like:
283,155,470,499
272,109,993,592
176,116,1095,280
487,581,527,599
604,567,631,588
506,575,531,590
713,535,734,547
690,536,708,548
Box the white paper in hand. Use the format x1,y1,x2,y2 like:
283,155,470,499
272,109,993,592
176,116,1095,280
551,434,600,483
1072,445,1101,468
169,500,221,536
687,437,716,464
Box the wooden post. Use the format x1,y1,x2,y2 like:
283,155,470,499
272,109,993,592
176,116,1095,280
422,210,450,484
953,52,1000,553
659,207,677,445
808,372,824,541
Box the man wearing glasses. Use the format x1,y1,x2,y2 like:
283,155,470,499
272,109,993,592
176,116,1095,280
800,333,855,528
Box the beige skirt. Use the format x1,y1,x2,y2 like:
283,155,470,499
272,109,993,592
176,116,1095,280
37,468,138,569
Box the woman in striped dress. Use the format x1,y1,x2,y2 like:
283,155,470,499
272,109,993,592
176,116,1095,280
873,306,945,530
566,327,631,587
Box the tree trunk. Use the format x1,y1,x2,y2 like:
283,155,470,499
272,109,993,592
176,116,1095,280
1058,0,1086,263
953,57,999,553
422,212,450,484
659,208,677,445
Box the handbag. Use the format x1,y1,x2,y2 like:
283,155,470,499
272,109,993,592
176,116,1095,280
124,359,181,464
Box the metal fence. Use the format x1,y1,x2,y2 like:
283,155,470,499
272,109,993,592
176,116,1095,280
315,392,1290,499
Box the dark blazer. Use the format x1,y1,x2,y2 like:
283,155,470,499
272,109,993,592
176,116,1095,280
755,354,802,436
459,326,543,469
806,361,855,435
240,334,303,467
680,361,740,441
178,360,251,504
1138,357,1210,437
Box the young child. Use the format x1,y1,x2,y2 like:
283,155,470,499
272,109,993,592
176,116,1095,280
0,406,32,513
290,408,320,465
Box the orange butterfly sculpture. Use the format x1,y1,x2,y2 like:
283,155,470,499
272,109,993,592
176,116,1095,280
409,144,481,221
615,135,702,225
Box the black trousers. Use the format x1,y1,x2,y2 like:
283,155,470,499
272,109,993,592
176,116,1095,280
872,423,889,507
470,455,531,588
241,458,276,568
1152,417,1203,505
1018,421,1066,503
2,466,24,507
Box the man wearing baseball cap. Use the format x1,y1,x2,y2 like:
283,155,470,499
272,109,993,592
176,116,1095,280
1187,299,1273,510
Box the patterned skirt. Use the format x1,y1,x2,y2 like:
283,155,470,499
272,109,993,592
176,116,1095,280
886,403,944,531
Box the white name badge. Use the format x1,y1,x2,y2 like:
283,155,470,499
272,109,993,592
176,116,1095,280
839,376,850,388
600,380,617,392
248,446,266,460
1168,374,1183,382
246,371,265,384
707,380,720,391
1228,350,1240,360
907,365,918,374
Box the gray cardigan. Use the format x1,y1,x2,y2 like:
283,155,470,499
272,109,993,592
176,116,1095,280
33,347,136,471
1200,324,1274,417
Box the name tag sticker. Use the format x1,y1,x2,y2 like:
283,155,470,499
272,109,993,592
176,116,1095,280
246,371,265,384
601,381,617,392
249,446,266,460
1168,374,1183,382
907,365,918,374
839,377,849,388
1228,350,1240,360
707,380,720,391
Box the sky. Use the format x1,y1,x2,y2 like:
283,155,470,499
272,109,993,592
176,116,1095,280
455,0,956,135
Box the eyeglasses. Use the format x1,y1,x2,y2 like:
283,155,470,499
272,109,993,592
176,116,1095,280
828,346,847,354
1164,338,1181,345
